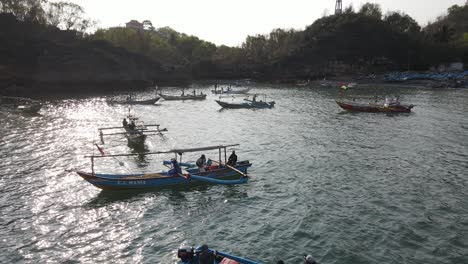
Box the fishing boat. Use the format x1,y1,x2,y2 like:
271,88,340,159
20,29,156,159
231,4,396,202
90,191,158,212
159,93,207,101
73,144,251,190
178,245,260,264
215,95,275,109
98,115,167,146
336,96,414,113
107,96,160,105
211,86,250,94
0,96,42,113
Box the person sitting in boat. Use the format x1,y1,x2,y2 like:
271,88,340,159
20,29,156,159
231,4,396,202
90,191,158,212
390,96,400,106
122,118,128,127
227,151,237,166
198,244,215,264
168,158,181,176
384,97,390,107
128,120,136,130
196,154,207,172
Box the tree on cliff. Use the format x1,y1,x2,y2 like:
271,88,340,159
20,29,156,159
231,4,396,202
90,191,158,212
0,0,46,22
45,1,93,32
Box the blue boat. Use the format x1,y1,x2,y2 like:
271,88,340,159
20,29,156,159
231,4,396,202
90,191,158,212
177,245,260,264
74,144,251,190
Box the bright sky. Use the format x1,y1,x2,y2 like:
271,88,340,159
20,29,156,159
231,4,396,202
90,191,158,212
68,0,465,46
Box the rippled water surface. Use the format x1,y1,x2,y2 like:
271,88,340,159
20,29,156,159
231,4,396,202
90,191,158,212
1,84,468,263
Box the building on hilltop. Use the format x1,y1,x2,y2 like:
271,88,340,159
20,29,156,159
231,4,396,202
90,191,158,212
125,20,143,30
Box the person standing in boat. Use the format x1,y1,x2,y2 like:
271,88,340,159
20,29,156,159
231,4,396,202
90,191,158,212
227,151,237,166
122,118,128,127
196,154,207,172
193,89,196,96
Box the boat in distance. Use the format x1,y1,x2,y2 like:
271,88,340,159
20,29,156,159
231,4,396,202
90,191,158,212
215,95,275,109
159,93,207,101
98,114,167,146
0,96,42,113
336,100,414,113
73,144,251,190
107,97,160,105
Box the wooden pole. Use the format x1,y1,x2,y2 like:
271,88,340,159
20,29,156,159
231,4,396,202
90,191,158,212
91,156,95,176
224,147,227,163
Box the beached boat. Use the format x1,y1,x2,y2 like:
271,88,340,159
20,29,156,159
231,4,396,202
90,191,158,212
0,96,42,113
215,95,275,109
178,245,260,264
107,97,160,105
336,98,414,113
159,93,207,101
98,115,167,146
73,144,251,190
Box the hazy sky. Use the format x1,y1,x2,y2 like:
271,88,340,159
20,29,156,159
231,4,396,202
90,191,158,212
67,0,465,46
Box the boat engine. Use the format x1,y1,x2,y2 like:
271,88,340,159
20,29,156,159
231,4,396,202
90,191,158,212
177,245,194,262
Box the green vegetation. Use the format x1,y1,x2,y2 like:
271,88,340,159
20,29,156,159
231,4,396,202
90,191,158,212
1,1,467,94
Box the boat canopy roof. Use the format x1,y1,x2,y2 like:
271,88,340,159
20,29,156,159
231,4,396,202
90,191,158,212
86,144,239,158
171,144,239,154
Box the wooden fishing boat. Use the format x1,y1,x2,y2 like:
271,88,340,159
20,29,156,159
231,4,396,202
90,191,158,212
211,87,250,94
0,96,42,113
107,97,160,105
215,95,275,109
73,144,251,190
99,115,167,146
336,99,414,113
159,93,207,101
178,245,260,264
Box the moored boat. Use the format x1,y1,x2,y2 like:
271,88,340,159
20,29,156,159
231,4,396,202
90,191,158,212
73,144,251,190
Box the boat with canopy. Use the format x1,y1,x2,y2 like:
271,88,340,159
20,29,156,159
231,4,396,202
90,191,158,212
73,144,251,190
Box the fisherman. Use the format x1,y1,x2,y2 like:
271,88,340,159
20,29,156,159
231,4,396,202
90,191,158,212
168,158,181,176
122,118,128,127
252,94,257,102
227,151,237,166
193,89,196,96
196,154,207,172
198,244,215,264
128,120,136,130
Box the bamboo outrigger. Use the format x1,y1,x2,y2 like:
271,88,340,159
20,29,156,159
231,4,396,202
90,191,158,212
98,114,167,145
74,144,251,190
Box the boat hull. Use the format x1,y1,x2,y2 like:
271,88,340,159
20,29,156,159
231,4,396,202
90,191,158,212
160,94,207,100
215,100,275,109
110,97,160,105
76,161,252,190
336,100,414,113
